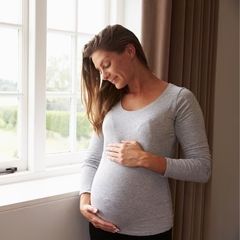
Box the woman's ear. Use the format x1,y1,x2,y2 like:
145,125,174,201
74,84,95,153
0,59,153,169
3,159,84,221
125,44,136,58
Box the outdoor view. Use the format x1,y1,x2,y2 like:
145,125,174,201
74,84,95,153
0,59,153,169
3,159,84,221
0,97,18,161
0,25,20,162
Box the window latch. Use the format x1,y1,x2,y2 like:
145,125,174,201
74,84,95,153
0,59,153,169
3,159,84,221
0,167,17,175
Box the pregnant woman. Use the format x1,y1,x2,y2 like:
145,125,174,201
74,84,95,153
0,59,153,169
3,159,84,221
79,24,211,240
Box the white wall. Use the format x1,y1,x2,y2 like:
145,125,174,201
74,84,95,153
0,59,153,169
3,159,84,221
0,193,90,240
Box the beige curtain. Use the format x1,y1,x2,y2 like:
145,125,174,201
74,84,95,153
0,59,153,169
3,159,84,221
141,0,172,80
141,0,219,240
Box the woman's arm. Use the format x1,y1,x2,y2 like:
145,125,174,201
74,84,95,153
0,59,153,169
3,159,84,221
79,132,103,195
162,88,211,182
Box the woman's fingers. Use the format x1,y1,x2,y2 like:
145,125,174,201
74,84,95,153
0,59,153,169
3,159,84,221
91,216,120,233
82,204,120,233
106,144,121,153
120,140,136,144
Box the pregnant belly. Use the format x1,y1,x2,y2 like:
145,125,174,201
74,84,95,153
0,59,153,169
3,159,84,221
90,161,147,228
90,159,173,235
90,160,172,232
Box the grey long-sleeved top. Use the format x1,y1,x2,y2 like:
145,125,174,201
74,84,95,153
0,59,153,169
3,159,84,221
79,83,211,236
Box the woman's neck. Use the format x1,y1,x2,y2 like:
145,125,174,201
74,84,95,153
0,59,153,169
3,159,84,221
127,65,162,96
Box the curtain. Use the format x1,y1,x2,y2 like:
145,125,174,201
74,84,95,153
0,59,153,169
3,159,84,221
141,0,219,239
141,0,172,80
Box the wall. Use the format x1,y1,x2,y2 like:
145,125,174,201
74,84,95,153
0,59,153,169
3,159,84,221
0,193,90,240
203,0,239,239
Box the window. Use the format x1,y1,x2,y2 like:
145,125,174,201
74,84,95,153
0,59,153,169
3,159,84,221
0,0,142,184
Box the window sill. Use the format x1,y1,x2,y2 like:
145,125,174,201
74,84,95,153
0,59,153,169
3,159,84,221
0,172,81,207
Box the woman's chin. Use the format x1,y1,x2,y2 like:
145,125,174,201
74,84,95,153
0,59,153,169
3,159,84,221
114,82,127,90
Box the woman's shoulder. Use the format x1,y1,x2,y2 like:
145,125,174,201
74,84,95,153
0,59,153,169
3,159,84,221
167,83,200,114
168,83,195,101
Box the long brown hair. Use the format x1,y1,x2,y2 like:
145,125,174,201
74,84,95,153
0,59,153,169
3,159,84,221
81,24,149,134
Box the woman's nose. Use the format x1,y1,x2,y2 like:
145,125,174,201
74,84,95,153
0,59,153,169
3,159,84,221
101,71,110,81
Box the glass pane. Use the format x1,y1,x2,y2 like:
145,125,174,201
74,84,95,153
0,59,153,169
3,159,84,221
0,0,22,24
76,98,92,151
78,0,106,34
0,97,19,161
47,32,72,92
47,0,75,31
46,97,71,154
0,28,19,91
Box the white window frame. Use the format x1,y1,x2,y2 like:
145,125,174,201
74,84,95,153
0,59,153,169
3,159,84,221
28,0,47,173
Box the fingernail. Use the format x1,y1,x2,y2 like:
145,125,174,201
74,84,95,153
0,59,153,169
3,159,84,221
114,228,120,233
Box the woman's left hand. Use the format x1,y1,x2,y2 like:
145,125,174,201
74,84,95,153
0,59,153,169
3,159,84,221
106,140,144,167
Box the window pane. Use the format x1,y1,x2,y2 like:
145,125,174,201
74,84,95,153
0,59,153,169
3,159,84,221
0,28,19,91
76,99,92,151
78,0,106,34
0,0,22,24
46,97,71,154
47,0,75,31
0,97,19,161
47,32,72,92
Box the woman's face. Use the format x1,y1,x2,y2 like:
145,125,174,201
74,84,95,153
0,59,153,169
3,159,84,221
91,46,135,89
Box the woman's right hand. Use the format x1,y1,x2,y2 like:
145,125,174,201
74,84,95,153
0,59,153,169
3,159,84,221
79,193,120,233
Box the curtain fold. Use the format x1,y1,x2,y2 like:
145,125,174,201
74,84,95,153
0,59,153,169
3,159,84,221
141,1,219,239
141,0,172,80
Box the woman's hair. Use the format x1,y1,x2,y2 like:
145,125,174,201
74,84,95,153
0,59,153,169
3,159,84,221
81,24,148,134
